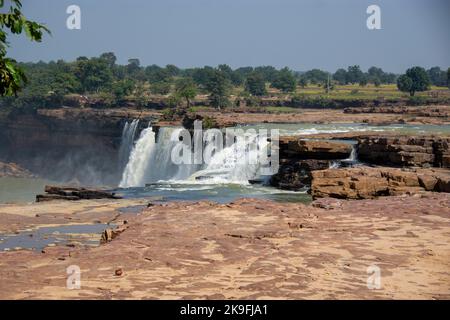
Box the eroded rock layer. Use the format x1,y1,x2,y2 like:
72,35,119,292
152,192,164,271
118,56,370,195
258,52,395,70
311,166,450,199
357,135,450,168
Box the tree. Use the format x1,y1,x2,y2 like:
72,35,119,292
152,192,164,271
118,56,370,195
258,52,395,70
397,75,413,95
373,77,381,87
134,81,148,108
448,68,450,89
0,0,50,96
427,67,447,87
74,57,113,93
368,66,383,80
397,66,430,96
271,67,296,93
191,66,215,88
303,69,328,85
359,76,368,87
245,72,267,96
99,52,117,68
218,64,233,81
151,81,171,95
333,68,347,85
126,58,141,75
175,77,197,108
146,65,171,84
254,66,278,83
232,66,253,86
298,76,308,88
205,69,230,109
112,79,135,101
346,65,364,84
165,64,180,77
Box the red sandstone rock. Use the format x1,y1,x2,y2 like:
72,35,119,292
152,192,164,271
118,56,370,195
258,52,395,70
311,166,450,199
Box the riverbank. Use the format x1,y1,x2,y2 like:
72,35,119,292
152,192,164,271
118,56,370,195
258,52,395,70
0,194,449,299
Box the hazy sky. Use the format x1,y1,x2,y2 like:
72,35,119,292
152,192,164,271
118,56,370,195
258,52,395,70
8,0,450,72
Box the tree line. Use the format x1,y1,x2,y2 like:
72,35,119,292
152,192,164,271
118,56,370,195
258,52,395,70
1,52,449,110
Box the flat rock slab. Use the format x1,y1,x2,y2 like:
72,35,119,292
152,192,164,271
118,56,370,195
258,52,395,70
0,194,449,299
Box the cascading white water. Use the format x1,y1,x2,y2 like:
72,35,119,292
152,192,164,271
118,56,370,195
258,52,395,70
329,143,359,169
119,128,156,188
118,119,140,170
119,126,271,188
348,144,358,162
190,132,270,183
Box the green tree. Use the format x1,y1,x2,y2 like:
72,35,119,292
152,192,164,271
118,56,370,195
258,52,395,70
218,64,233,81
346,65,364,84
397,67,430,96
333,68,347,85
303,69,328,85
134,81,148,108
447,68,450,89
271,67,296,93
151,81,171,95
359,76,368,87
397,75,413,96
205,69,230,109
112,79,135,101
373,77,381,87
245,72,267,96
165,64,180,77
74,57,113,93
427,67,447,87
175,77,197,108
233,66,253,86
254,66,278,82
0,0,50,96
298,76,308,88
127,58,140,74
99,52,117,68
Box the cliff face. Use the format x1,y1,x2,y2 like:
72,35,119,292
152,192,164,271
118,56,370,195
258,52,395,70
0,108,158,186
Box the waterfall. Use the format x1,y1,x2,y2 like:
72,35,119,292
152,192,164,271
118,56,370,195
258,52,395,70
119,126,272,188
329,143,359,169
119,128,156,188
348,144,358,162
118,119,140,170
190,132,270,183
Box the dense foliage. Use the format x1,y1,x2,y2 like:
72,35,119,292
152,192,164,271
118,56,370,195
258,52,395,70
0,0,50,96
0,50,448,110
397,67,431,96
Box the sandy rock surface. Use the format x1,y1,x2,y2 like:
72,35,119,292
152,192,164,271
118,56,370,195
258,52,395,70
0,195,449,299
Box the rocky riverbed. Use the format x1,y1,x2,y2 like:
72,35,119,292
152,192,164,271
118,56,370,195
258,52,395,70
1,106,449,299
0,194,449,299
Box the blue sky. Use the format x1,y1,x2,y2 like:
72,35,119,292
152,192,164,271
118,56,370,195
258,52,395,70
8,0,450,72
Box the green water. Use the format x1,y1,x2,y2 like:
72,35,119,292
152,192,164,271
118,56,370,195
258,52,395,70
0,177,53,204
